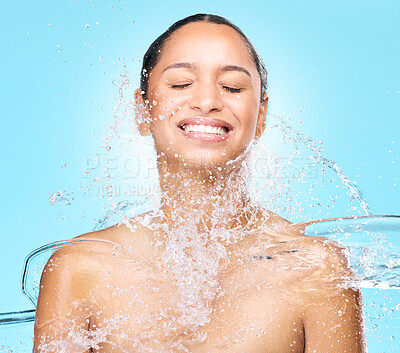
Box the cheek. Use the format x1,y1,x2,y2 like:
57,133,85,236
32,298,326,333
229,95,260,123
148,90,187,121
149,119,171,153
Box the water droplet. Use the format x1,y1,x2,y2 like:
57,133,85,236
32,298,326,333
85,24,90,29
160,115,166,120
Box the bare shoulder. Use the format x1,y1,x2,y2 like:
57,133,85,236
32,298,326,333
286,233,354,284
265,210,292,228
296,237,366,352
39,216,154,296
256,213,355,291
300,234,348,260
261,224,365,350
69,213,159,255
74,216,147,243
34,218,151,349
263,211,350,271
284,234,359,310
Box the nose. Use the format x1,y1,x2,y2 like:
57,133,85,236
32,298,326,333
189,81,224,114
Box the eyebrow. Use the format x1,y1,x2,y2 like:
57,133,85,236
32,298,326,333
221,65,251,78
162,62,251,77
162,62,195,72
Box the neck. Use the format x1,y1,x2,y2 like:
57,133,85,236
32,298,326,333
156,156,258,234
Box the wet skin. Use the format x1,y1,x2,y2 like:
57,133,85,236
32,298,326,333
34,214,366,353
34,22,366,352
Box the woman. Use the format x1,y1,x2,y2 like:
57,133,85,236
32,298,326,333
34,14,366,352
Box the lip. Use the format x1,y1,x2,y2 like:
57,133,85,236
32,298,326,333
177,117,233,143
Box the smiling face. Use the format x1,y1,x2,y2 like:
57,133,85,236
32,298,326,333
135,21,268,173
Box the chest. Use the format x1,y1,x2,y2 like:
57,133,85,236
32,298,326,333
88,261,305,353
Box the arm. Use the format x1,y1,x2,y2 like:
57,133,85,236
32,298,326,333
303,286,366,352
33,247,94,353
302,239,367,353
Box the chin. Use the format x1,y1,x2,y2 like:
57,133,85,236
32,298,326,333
167,151,246,175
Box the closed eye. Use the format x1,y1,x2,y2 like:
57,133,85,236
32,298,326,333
171,83,192,89
223,86,242,93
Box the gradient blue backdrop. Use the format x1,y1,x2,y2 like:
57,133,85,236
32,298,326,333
1,0,399,349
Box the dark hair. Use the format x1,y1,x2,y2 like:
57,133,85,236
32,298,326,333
140,13,268,102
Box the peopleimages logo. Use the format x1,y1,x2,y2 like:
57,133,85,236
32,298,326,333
81,154,318,181
80,183,158,197
81,155,157,180
253,155,318,180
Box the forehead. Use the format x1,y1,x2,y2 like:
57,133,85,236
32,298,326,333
158,22,255,68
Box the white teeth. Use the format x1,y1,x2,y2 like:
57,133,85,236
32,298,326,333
182,124,228,136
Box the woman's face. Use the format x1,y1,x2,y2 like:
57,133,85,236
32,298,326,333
135,22,268,172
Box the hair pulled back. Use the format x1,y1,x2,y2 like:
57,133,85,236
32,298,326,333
140,13,268,102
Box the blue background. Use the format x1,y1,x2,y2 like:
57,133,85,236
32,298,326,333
0,0,399,349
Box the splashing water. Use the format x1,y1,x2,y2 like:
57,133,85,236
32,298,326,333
25,76,399,352
48,191,71,206
268,112,371,215
88,74,371,227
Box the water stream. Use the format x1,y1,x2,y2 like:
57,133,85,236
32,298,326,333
1,78,399,352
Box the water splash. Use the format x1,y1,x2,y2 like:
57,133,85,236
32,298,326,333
48,191,71,206
32,78,398,352
268,113,371,215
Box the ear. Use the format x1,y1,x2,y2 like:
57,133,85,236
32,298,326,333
255,93,268,139
134,88,151,136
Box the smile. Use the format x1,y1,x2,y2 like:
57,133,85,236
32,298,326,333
177,117,233,142
181,124,228,136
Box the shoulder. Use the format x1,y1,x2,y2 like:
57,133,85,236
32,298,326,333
289,235,358,308
263,212,350,270
265,210,292,228
300,235,351,275
39,217,153,293
59,212,157,255
295,238,366,351
74,213,157,245
284,234,354,284
260,214,354,288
